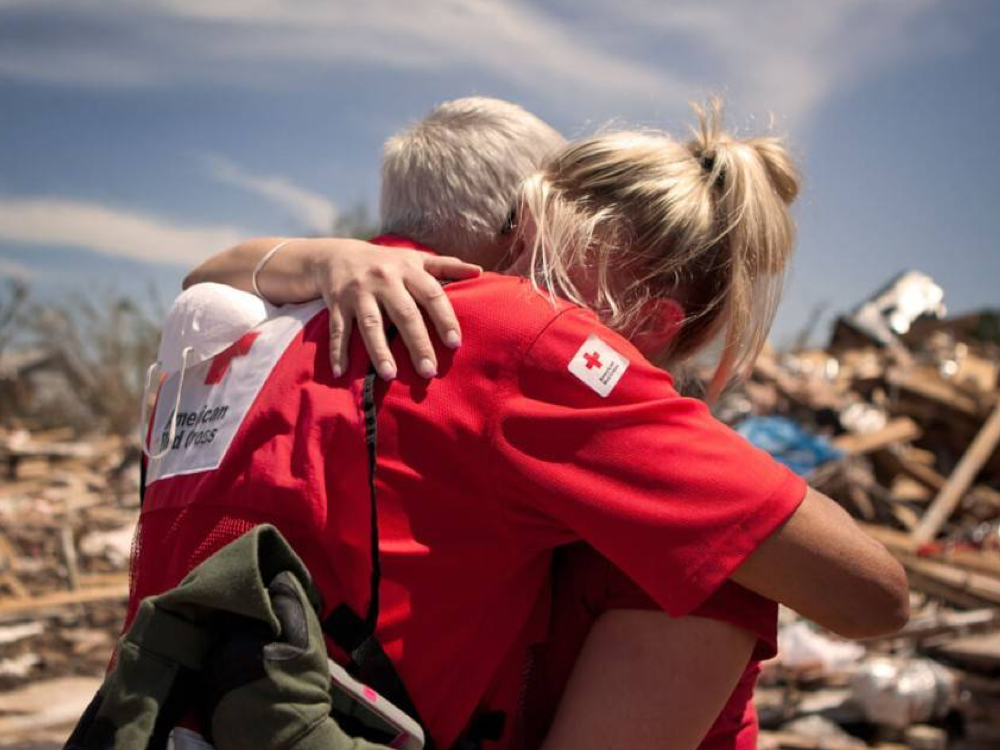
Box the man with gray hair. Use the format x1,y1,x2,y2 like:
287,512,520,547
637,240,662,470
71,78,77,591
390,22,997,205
183,96,564,380
380,97,566,267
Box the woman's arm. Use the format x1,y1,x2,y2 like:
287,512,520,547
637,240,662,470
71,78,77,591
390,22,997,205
185,237,482,380
730,487,909,639
541,612,753,750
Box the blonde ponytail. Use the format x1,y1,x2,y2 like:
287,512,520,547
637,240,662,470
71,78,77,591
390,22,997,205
517,99,800,400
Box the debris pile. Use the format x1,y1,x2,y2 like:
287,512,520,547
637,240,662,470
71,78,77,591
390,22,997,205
718,273,1000,750
0,270,998,749
0,427,138,744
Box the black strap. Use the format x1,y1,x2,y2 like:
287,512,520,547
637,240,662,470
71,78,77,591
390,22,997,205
323,351,504,750
323,365,382,650
323,359,437,749
360,366,381,638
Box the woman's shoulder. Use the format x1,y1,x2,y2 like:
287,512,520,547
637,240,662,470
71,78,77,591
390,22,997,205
443,271,585,342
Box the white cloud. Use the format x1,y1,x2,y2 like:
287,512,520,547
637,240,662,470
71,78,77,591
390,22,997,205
202,154,337,235
610,0,942,126
0,0,689,108
0,0,964,125
0,197,246,266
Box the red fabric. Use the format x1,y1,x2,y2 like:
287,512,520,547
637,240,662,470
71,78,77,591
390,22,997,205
131,236,806,750
204,330,260,384
522,544,772,750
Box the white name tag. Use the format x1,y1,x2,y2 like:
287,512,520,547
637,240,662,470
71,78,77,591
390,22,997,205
146,301,325,485
568,334,630,397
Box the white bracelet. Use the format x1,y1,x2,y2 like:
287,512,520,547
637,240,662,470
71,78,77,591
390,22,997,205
251,239,294,303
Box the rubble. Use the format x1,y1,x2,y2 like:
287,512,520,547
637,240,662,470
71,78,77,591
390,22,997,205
0,271,998,749
0,426,136,746
723,275,1000,749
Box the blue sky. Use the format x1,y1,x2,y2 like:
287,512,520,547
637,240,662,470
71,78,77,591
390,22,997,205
1,0,997,344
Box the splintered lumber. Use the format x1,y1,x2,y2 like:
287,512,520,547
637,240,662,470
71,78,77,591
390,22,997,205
831,417,921,455
890,475,933,503
903,558,1000,608
904,571,994,609
890,448,1000,510
0,571,28,599
863,523,1000,579
886,366,985,417
866,608,1000,644
758,731,907,750
862,522,1000,606
0,579,127,618
895,449,947,491
933,630,1000,669
912,401,1000,543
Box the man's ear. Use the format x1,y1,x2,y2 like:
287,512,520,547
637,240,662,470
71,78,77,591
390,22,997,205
631,298,685,355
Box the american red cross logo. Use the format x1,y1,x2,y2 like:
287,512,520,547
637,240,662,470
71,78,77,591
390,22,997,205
204,331,261,385
583,351,603,370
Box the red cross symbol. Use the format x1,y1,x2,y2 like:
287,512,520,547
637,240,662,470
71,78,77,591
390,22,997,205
583,351,603,370
204,331,261,385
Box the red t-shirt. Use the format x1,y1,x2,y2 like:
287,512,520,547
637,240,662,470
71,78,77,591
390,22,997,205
132,237,805,750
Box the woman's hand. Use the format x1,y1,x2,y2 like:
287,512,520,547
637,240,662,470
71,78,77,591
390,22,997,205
308,242,482,380
184,236,482,381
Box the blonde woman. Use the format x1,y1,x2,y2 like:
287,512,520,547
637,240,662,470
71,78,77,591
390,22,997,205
164,102,906,750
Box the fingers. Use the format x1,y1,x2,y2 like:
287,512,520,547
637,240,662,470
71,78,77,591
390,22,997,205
423,256,482,281
383,280,438,378
406,272,462,350
326,303,352,378
355,293,397,381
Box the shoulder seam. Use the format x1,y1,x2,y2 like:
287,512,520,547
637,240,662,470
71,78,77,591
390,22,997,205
521,306,581,363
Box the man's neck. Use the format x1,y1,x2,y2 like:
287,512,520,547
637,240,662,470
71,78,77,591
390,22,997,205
370,234,437,254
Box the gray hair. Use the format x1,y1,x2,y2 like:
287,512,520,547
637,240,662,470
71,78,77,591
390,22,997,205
379,97,565,263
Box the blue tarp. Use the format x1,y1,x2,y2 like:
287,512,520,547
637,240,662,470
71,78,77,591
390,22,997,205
735,415,843,476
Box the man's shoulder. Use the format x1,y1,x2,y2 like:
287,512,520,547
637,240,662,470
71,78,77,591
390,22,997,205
444,273,584,343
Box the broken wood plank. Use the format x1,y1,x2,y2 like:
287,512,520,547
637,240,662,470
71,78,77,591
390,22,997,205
0,581,127,617
900,556,1000,607
889,448,1000,511
895,448,947,491
831,417,921,455
866,607,999,644
863,523,1000,579
913,400,1000,543
757,730,893,750
928,629,1000,670
0,570,29,599
889,502,920,530
890,474,932,503
886,366,985,418
905,570,993,609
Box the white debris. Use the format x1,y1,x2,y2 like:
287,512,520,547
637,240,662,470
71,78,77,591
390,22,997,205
0,622,44,645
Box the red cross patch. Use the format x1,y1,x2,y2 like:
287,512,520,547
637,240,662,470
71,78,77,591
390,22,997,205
568,335,630,397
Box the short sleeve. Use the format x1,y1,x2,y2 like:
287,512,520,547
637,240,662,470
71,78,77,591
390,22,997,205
494,307,806,616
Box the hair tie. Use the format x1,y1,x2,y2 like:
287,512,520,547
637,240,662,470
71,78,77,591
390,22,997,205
697,151,725,189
